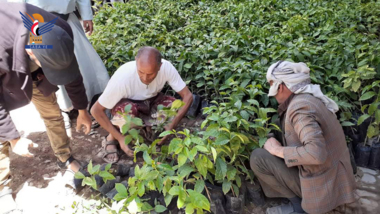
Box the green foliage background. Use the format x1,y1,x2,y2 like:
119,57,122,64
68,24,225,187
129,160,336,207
91,0,380,111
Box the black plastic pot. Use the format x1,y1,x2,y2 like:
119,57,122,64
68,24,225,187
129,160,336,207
201,100,217,119
245,181,265,206
225,181,246,214
355,144,371,168
205,182,227,214
347,143,357,175
99,176,121,196
368,142,380,170
186,94,201,117
106,180,129,200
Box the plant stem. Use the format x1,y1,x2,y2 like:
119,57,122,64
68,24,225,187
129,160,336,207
201,176,212,201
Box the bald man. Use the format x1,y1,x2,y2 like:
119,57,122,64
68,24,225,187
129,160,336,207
91,47,193,163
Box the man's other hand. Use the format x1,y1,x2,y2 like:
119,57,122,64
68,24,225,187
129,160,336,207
76,109,92,134
10,138,38,157
83,20,94,35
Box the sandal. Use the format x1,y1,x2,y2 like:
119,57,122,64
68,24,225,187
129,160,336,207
58,156,89,190
102,140,120,164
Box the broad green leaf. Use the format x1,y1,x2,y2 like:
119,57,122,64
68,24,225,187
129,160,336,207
178,188,186,208
178,154,187,167
215,158,227,180
169,138,182,154
222,180,232,194
99,171,116,180
360,91,376,101
352,81,361,92
105,163,112,171
357,114,370,126
214,134,230,145
376,110,380,123
128,129,139,139
227,165,237,181
131,117,143,126
195,145,208,153
165,194,173,206
121,123,130,135
188,147,198,161
179,164,195,178
138,182,145,197
188,189,210,211
194,179,205,193
185,204,195,214
367,125,379,139
195,155,208,178
240,110,250,120
159,130,174,137
74,171,85,179
169,186,180,195
124,104,132,113
369,102,379,116
115,183,128,195
235,100,242,109
155,205,167,213
124,135,133,145
171,100,185,110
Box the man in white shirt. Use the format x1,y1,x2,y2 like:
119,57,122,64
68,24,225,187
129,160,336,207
91,47,193,163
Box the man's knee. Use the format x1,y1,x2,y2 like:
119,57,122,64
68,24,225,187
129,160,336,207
250,148,272,171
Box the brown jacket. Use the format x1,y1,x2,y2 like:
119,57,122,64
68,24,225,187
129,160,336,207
0,3,88,141
280,94,355,214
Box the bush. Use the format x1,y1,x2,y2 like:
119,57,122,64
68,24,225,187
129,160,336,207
89,0,380,212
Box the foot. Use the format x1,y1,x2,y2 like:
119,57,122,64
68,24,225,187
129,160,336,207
103,135,119,163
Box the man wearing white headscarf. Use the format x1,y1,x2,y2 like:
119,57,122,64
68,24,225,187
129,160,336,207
250,61,356,214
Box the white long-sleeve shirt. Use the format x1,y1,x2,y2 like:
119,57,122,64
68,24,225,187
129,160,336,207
13,0,93,20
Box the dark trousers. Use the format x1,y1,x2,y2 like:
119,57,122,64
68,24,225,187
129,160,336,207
250,148,301,199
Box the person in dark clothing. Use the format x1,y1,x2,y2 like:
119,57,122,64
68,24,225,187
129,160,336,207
0,4,92,211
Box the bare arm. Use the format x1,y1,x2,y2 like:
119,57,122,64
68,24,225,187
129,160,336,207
166,86,193,130
91,101,123,142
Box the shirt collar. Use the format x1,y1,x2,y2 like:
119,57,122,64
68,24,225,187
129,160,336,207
278,93,295,116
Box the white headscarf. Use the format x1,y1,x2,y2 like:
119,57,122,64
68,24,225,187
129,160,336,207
266,61,339,114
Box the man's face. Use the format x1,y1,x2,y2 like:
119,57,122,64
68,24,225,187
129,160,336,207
136,59,161,85
270,81,288,104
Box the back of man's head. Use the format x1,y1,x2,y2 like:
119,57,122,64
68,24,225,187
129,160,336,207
136,46,162,67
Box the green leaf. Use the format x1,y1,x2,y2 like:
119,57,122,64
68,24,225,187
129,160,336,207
143,151,153,164
360,91,376,101
179,164,195,178
188,147,198,161
240,110,250,120
128,129,139,139
121,123,130,135
169,186,180,196
234,100,242,109
341,121,355,127
178,188,186,208
178,154,187,167
138,182,145,197
171,100,185,110
165,194,173,206
155,205,167,213
227,165,237,181
376,110,380,123
124,135,133,145
74,171,85,179
159,130,174,137
357,114,370,126
367,125,379,139
124,104,132,113
194,179,205,193
369,102,379,116
215,158,227,180
169,138,182,154
195,155,208,178
211,147,217,162
352,81,361,92
188,189,210,211
99,171,116,180
131,117,143,126
105,163,112,171
259,138,267,147
115,183,128,195
185,204,195,214
195,145,208,153
222,180,232,194
214,134,230,145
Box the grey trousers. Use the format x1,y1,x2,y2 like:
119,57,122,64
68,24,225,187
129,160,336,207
250,148,301,199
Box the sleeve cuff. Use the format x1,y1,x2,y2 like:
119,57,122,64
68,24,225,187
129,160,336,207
283,147,299,167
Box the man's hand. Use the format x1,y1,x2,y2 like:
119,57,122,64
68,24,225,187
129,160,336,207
263,137,284,158
76,109,92,134
83,20,94,35
117,136,134,157
10,138,38,157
